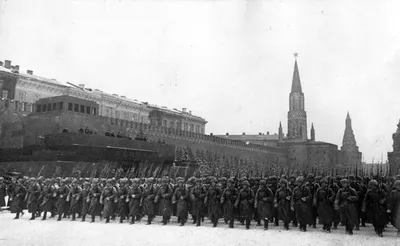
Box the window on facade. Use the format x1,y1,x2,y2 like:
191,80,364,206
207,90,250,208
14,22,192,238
190,124,194,132
169,121,174,128
22,102,27,112
196,125,200,133
184,123,188,131
18,92,26,102
47,104,51,111
68,103,73,111
176,122,180,129
37,105,42,112
116,110,120,119
74,104,79,112
92,107,97,115
86,106,91,114
52,103,57,110
58,102,63,110
42,104,47,112
31,104,35,112
163,120,167,127
80,105,85,113
2,89,9,99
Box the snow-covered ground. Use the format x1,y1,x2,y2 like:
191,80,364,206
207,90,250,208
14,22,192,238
0,210,399,246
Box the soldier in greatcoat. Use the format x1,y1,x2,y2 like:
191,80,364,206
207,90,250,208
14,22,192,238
67,179,82,221
56,179,70,221
235,180,255,229
127,178,142,224
221,178,237,228
88,180,102,223
0,177,6,208
334,179,359,235
100,179,117,223
26,177,41,220
204,177,222,227
79,181,90,222
115,178,129,223
10,179,26,219
313,177,335,232
172,177,190,226
387,180,400,236
190,178,206,226
292,176,313,232
39,179,55,220
274,178,292,230
254,179,274,230
155,176,174,225
361,180,388,237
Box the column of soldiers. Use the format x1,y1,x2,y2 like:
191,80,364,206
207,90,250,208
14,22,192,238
2,173,400,237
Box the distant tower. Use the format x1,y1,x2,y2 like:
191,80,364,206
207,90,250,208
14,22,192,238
278,121,283,140
341,112,359,152
388,119,400,176
287,53,307,141
311,123,315,141
392,119,400,152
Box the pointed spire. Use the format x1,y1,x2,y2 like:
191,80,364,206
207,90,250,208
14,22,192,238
342,111,358,152
278,121,283,140
291,54,302,93
311,123,315,141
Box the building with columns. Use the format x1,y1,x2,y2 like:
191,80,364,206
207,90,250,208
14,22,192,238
0,59,206,132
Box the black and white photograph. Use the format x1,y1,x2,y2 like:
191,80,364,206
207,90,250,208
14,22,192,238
0,0,399,245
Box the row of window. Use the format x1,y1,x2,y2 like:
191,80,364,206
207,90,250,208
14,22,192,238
67,103,97,115
37,102,64,113
161,120,204,134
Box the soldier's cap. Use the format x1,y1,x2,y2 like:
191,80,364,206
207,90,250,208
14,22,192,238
289,175,296,180
145,177,154,182
0,177,4,181
348,175,355,181
321,178,328,183
368,180,378,187
132,178,140,183
106,179,112,183
259,179,267,185
296,176,305,183
307,174,315,180
395,175,400,181
281,175,287,179
315,176,322,180
219,177,227,181
269,176,278,181
60,179,66,183
335,175,342,180
279,179,288,185
44,178,51,183
30,177,36,181
242,180,250,186
340,178,349,184
176,177,184,183
249,177,255,181
356,176,362,182
83,181,90,186
394,180,400,186
227,178,235,184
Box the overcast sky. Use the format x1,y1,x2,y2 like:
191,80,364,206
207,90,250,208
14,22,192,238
1,0,399,162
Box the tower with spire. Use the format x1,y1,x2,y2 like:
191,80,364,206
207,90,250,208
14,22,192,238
287,54,307,141
341,112,359,152
310,123,315,141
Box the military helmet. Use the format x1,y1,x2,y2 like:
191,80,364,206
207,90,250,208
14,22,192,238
296,176,305,183
340,178,349,184
280,179,288,185
368,180,378,187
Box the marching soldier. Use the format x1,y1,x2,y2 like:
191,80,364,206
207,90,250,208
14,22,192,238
56,179,70,221
40,179,55,220
204,177,222,227
10,179,26,219
115,178,129,223
254,179,274,230
79,181,91,222
387,180,400,236
155,176,174,225
100,179,117,223
127,178,142,224
0,177,6,208
88,180,102,223
274,178,292,230
235,180,254,229
292,176,313,232
190,178,206,226
334,179,359,235
26,177,41,220
172,177,190,226
221,178,237,228
67,179,82,221
314,177,335,232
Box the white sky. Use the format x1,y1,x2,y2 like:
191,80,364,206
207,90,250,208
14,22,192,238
0,0,399,162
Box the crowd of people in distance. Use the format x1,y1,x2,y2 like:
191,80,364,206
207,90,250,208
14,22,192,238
1,174,399,238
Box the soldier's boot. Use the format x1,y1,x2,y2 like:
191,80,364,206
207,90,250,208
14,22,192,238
57,213,62,221
196,219,201,227
303,224,307,232
212,217,218,227
130,216,135,225
355,223,360,230
192,215,197,224
229,219,234,228
245,219,250,230
50,213,55,218
327,224,332,233
29,214,35,220
377,227,383,237
264,219,269,230
201,216,204,222
119,217,124,223
63,213,67,219
112,215,116,221
257,219,261,226
90,215,95,223
224,218,228,224
284,222,289,230
333,222,338,229
105,216,110,223
312,224,316,229
147,216,152,225
71,213,76,221
180,218,186,226
14,212,20,220
81,215,86,222
274,218,279,226
361,219,366,227
42,212,47,221
162,216,168,225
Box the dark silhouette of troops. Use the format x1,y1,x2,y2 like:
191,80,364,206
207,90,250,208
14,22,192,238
334,179,359,235
274,179,292,230
361,180,388,237
313,177,335,232
388,180,400,236
0,177,6,208
155,177,174,225
141,178,157,225
190,178,206,227
305,174,319,228
292,176,313,232
172,177,190,226
254,179,274,230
